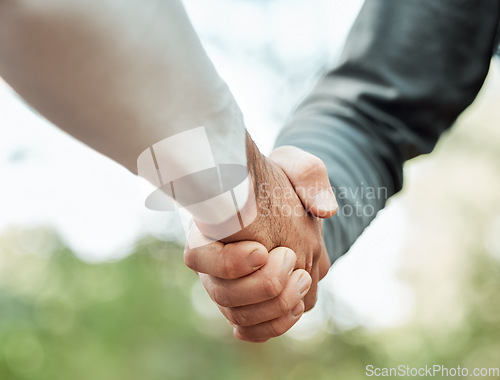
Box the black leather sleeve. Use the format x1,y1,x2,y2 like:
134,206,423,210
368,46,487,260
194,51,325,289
275,0,500,263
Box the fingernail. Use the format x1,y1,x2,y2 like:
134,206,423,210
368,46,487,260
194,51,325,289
247,248,266,269
284,250,295,275
297,274,311,296
314,189,338,213
291,302,304,317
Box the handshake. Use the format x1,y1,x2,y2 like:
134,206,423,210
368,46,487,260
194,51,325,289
184,143,338,343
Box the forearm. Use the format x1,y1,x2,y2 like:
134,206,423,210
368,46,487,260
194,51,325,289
0,0,252,229
276,0,499,263
0,0,246,172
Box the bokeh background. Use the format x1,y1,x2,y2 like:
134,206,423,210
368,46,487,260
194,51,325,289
1,0,499,379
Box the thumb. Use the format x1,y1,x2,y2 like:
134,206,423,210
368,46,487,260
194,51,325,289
269,146,338,218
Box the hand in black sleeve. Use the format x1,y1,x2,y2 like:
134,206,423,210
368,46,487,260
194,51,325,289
275,0,500,263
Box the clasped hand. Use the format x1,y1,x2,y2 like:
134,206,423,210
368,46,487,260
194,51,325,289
184,146,337,342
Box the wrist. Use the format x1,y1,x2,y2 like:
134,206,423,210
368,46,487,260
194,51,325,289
193,133,269,243
218,134,290,249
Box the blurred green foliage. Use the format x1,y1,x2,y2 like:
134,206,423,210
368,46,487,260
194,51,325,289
1,65,499,380
0,225,499,380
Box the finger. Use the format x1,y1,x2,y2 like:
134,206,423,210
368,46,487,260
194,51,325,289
318,247,331,281
184,226,268,280
233,300,305,342
219,269,311,326
199,247,296,307
269,146,338,218
304,264,319,312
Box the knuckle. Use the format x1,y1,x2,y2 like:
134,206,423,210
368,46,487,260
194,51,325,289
183,249,198,271
268,319,287,338
231,308,253,327
276,294,290,315
222,309,237,325
236,330,267,343
304,258,314,274
221,253,239,279
313,241,323,254
263,276,283,299
212,285,232,308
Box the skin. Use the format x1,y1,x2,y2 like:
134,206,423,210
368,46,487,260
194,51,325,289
0,0,339,342
185,145,338,342
0,0,246,172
